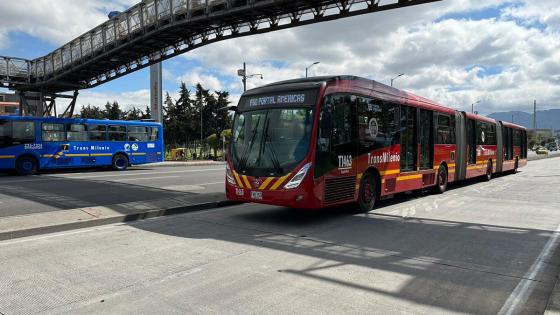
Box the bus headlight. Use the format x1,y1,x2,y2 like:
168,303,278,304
284,162,312,189
226,164,236,185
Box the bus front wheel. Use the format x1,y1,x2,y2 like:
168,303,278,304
112,154,129,171
358,173,377,213
16,156,38,176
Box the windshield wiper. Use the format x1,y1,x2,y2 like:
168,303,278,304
262,116,283,175
239,116,261,171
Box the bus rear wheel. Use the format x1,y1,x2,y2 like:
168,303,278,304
112,154,129,171
484,161,493,181
434,166,447,194
358,173,377,213
16,156,38,176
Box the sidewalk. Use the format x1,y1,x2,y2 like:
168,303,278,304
0,192,237,241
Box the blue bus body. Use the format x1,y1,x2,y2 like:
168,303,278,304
0,116,164,174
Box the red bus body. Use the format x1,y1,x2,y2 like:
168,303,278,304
226,76,528,209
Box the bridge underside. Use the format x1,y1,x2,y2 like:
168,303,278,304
0,0,441,116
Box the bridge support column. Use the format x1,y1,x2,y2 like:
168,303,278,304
150,63,163,123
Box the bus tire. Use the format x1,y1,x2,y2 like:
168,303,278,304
358,173,377,213
112,154,129,171
16,156,38,176
484,160,492,181
434,165,447,194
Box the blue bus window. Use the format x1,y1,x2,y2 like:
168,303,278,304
149,127,159,141
67,124,88,142
128,126,149,142
88,124,107,141
42,123,66,142
108,125,126,141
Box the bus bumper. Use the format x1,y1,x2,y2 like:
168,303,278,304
225,183,322,209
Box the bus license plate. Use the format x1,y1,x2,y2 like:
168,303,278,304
251,191,263,200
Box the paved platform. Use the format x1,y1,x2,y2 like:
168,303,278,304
1,158,559,314
0,164,229,240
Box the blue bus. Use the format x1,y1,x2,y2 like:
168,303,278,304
0,116,164,175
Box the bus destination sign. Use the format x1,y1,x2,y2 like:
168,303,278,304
238,89,318,111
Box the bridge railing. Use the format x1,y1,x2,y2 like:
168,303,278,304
1,56,30,82
26,0,229,81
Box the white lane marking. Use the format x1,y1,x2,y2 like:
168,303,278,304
113,175,182,182
498,223,560,315
52,168,224,179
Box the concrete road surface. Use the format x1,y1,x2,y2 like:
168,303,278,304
0,165,226,217
1,158,560,314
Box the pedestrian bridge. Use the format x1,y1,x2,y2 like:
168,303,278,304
0,0,439,95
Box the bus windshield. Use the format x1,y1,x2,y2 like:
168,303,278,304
231,108,314,177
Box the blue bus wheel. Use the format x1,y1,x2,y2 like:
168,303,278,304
112,154,129,171
16,156,38,176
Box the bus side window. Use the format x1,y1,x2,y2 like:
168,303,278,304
108,125,126,141
67,124,88,142
0,119,11,148
436,115,452,144
128,126,149,142
13,121,35,144
149,127,159,141
42,123,66,142
88,124,107,141
317,97,332,152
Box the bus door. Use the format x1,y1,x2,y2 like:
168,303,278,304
454,112,467,181
315,94,357,204
466,118,477,165
400,105,417,173
496,122,504,172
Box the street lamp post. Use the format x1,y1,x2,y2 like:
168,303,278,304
237,62,263,92
305,62,320,78
471,100,481,114
390,73,404,87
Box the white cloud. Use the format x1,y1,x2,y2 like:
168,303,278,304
177,70,223,91
0,0,136,49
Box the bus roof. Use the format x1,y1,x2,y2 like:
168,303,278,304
501,121,527,130
0,115,162,126
248,76,526,128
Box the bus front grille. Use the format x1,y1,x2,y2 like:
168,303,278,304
324,176,356,204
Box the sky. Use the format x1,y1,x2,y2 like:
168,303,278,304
0,0,559,115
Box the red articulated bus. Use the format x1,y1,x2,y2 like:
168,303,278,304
225,76,527,211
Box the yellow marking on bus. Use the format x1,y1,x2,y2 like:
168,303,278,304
467,166,485,170
242,175,251,188
232,171,244,188
357,173,363,180
379,169,400,176
131,153,146,156
0,155,15,159
90,153,112,157
269,173,292,190
396,174,422,181
42,155,54,158
381,179,386,184
259,177,274,190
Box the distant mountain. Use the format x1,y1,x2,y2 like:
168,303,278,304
487,109,560,130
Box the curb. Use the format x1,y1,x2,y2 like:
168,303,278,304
0,200,241,241
149,161,226,167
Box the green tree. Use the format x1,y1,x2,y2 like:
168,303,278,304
124,107,143,120
104,101,122,120
79,105,105,119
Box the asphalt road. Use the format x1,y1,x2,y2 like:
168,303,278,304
0,165,226,217
1,158,560,314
